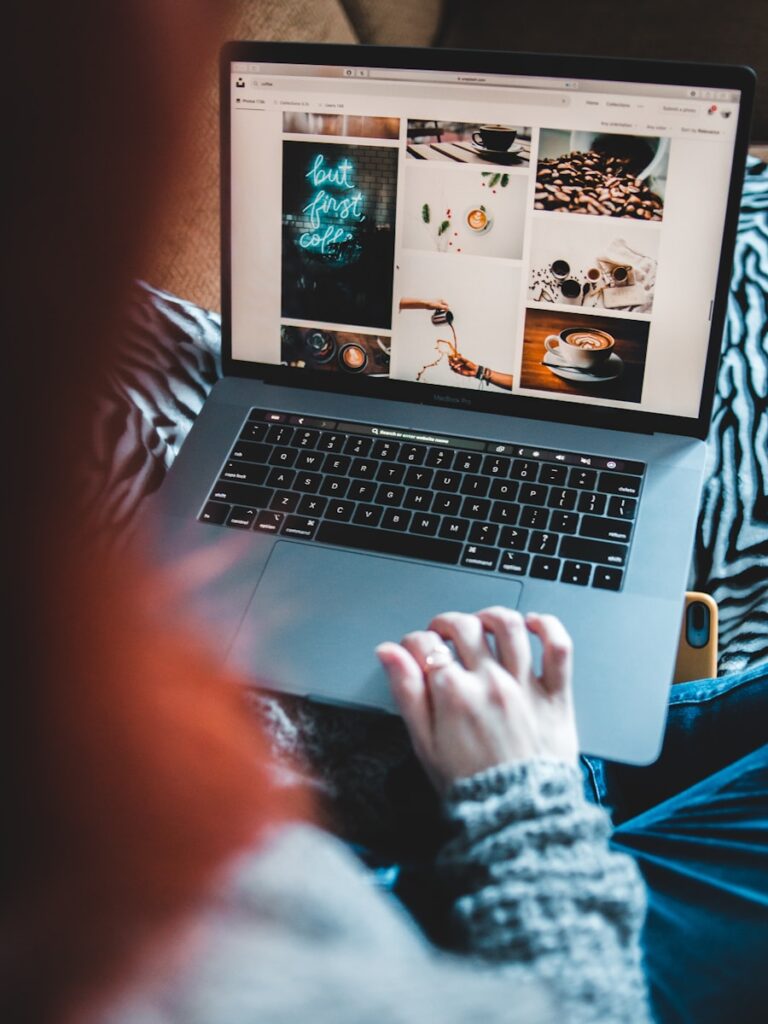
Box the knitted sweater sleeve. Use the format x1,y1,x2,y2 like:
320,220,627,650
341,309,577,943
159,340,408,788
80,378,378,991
439,758,650,1023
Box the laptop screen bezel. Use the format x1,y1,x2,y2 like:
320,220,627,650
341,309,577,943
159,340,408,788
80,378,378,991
219,41,755,440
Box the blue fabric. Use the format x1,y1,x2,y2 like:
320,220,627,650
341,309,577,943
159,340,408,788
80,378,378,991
583,667,768,1023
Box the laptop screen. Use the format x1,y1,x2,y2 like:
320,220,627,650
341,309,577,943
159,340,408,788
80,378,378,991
226,52,747,428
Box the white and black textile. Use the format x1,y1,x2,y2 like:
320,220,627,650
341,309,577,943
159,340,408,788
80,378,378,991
88,158,768,672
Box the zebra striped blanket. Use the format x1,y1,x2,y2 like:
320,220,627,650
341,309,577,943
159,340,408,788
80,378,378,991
93,157,768,672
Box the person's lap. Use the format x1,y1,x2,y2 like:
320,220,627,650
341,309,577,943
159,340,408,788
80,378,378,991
353,663,768,1022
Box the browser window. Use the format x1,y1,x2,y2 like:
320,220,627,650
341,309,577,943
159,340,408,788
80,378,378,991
229,62,740,419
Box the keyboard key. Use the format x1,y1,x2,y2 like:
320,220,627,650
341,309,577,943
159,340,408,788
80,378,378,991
320,476,350,498
425,448,454,469
489,479,519,501
323,454,351,475
529,531,558,555
433,493,461,516
266,425,294,445
319,432,346,453
412,513,440,536
270,490,299,513
227,503,257,528
295,472,322,493
561,561,591,586
371,439,399,460
519,483,548,506
580,515,633,543
229,440,270,463
210,482,271,507
293,429,319,449
577,491,607,515
376,484,405,507
269,447,297,468
255,510,283,533
439,518,469,541
249,408,281,423
547,488,577,511
461,497,490,520
281,515,319,539
399,444,426,464
598,472,642,497
468,521,499,545
435,471,461,491
549,511,579,534
499,526,528,550
530,556,561,580
499,551,530,576
316,522,461,565
377,462,406,484
297,494,327,517
568,467,597,490
221,461,269,486
325,500,354,522
608,496,637,519
461,544,498,571
348,480,376,502
266,467,296,489
461,475,490,498
344,435,371,457
382,508,412,532
511,459,539,481
593,566,624,590
483,455,511,476
353,503,382,527
295,451,323,471
404,466,433,488
239,422,268,443
404,488,433,511
519,506,549,529
199,501,229,525
350,458,377,479
559,536,628,566
490,501,518,525
455,451,482,473
540,463,567,485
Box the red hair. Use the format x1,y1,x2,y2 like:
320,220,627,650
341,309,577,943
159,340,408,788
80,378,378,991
3,3,306,1021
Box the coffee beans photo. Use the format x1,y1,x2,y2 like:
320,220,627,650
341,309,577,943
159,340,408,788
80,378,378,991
534,149,664,220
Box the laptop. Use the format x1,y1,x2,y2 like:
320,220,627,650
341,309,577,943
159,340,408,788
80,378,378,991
146,42,754,764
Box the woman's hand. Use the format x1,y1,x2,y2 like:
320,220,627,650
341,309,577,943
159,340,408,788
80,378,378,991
448,353,478,377
376,608,579,794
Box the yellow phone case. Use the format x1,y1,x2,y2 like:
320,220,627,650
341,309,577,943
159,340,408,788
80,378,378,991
673,592,718,684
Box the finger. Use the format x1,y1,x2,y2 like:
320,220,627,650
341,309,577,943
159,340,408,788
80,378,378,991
428,612,492,670
525,613,573,694
375,642,432,754
476,606,532,682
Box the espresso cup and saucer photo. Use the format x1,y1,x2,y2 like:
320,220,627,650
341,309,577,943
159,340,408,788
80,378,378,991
471,124,520,154
543,327,623,383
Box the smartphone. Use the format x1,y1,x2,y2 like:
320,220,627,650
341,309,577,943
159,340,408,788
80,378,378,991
673,592,718,684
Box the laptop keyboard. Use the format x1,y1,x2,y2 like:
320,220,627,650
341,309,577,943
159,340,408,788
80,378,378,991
198,409,645,591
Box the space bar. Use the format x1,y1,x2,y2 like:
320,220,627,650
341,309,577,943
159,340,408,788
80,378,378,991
316,522,462,565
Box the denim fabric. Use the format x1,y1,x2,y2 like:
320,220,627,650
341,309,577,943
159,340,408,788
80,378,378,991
581,663,768,1023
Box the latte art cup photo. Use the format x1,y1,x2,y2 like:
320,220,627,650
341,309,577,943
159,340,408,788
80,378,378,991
467,207,488,231
544,327,615,368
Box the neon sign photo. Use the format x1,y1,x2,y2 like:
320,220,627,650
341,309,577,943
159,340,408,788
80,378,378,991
298,153,366,260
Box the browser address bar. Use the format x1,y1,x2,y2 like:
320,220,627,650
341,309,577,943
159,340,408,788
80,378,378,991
368,69,576,90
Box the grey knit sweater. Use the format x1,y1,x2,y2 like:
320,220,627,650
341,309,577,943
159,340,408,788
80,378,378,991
107,760,650,1023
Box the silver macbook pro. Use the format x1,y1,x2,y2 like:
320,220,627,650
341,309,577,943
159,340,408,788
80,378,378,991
146,43,754,764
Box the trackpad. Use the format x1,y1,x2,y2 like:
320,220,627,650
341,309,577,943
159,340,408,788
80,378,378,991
227,541,523,713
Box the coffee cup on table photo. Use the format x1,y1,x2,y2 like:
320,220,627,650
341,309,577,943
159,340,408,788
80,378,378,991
559,278,582,304
472,124,517,151
544,327,615,369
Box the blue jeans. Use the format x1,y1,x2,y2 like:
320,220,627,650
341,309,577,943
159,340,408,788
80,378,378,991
357,664,768,1023
582,663,768,1024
